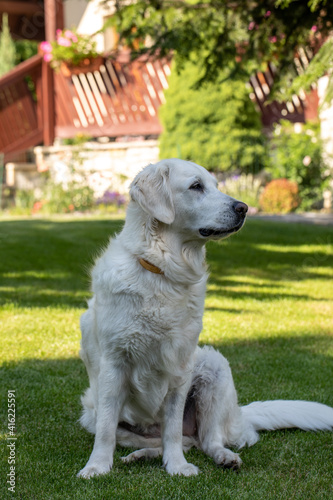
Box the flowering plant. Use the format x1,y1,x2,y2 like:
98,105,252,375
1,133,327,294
259,179,300,214
96,191,127,208
40,29,99,68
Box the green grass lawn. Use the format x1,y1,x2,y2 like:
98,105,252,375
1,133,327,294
1,215,333,499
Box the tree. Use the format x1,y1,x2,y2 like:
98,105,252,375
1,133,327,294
0,13,16,77
159,59,266,172
107,1,333,100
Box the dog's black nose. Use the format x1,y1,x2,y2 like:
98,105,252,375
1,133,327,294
233,201,248,215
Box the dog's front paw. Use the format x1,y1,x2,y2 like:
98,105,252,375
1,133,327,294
214,449,242,470
165,461,199,476
77,459,112,479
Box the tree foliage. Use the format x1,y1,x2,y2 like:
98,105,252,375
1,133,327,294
107,1,333,98
159,60,266,172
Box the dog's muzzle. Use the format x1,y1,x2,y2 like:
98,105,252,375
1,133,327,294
199,201,248,238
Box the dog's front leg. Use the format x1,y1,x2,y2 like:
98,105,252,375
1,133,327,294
78,360,127,479
162,384,199,476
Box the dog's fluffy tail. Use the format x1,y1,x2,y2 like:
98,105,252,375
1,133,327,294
238,400,333,448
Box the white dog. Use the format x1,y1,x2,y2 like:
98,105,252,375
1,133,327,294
78,159,333,478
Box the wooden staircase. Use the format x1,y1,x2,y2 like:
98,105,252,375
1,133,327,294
0,54,54,162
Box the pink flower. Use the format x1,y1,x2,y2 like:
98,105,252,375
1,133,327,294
56,29,62,36
40,41,52,53
311,25,318,32
265,11,271,18
248,21,256,30
64,30,78,42
269,36,277,43
43,53,53,62
57,36,71,47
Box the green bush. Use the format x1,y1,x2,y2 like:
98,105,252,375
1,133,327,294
9,189,35,215
159,60,267,173
259,178,300,213
41,180,95,214
10,181,95,216
269,121,329,210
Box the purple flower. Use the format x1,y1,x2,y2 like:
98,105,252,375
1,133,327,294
96,191,126,206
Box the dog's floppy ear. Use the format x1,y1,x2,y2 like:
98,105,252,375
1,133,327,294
130,162,175,224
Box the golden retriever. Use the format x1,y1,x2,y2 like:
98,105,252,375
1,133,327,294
78,159,333,478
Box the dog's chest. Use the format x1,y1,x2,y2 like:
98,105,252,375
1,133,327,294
118,283,206,424
116,279,206,365
144,277,205,333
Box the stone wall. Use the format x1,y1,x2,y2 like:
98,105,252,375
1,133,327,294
33,140,160,197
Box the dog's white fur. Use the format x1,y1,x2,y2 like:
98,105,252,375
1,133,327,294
78,159,333,478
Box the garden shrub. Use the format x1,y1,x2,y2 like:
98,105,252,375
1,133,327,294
41,181,95,214
268,121,329,210
159,60,267,173
259,179,299,213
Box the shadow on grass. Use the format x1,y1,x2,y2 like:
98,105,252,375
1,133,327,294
1,217,332,309
205,219,333,303
0,218,124,309
1,333,332,433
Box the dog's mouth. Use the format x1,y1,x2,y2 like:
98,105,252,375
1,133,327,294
199,219,246,239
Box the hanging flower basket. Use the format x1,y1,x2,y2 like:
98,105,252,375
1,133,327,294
60,56,104,76
40,29,101,75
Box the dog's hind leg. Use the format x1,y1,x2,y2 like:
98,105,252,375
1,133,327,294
117,427,197,463
192,346,244,469
122,447,163,463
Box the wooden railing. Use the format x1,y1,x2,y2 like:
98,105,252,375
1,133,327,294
0,54,55,161
0,51,170,161
54,53,170,139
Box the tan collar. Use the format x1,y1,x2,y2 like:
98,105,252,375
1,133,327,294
139,258,164,275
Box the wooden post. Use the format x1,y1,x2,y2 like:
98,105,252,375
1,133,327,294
41,59,55,146
42,0,64,145
44,0,57,42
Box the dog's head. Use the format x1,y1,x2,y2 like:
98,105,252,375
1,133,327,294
130,159,248,241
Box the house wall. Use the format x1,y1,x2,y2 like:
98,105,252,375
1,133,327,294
318,76,333,163
318,75,333,209
63,0,115,52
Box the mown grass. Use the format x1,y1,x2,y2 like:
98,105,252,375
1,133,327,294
1,216,332,499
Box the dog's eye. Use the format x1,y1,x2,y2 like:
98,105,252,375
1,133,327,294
189,181,204,192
